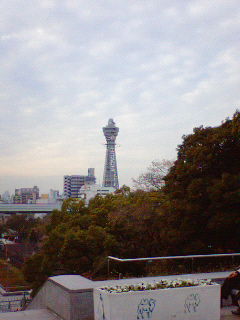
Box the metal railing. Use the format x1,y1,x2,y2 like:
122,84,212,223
0,292,31,313
107,253,240,277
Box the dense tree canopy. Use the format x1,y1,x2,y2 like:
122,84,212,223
162,111,240,253
4,214,42,242
23,190,165,292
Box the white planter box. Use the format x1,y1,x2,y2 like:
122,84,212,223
94,283,220,320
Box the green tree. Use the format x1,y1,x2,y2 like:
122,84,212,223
162,111,240,253
5,214,40,241
23,190,167,288
105,190,165,257
22,253,48,295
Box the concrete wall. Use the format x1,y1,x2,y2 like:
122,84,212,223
27,272,230,320
70,290,94,320
27,278,94,320
27,280,54,310
94,284,221,320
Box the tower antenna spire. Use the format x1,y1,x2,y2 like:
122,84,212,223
102,119,119,189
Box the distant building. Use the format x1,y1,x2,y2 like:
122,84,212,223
36,191,61,204
13,186,39,204
49,189,60,202
63,169,96,199
79,183,115,204
87,168,95,177
41,194,49,200
36,194,49,204
1,191,11,203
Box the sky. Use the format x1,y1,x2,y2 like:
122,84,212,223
0,0,240,195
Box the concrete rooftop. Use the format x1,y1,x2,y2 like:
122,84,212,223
0,271,238,320
50,271,230,290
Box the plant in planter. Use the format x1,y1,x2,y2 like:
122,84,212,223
99,279,213,293
94,279,220,320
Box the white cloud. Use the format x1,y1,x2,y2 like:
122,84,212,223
0,0,240,193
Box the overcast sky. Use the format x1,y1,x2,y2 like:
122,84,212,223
0,0,239,194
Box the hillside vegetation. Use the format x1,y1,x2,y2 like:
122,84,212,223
0,259,29,291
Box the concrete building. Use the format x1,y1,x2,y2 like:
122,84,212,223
102,119,119,190
1,191,11,203
64,169,96,199
49,189,60,202
13,186,39,204
35,191,60,204
36,194,49,204
79,183,115,204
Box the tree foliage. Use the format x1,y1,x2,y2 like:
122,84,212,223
23,111,240,292
23,190,165,290
4,214,42,242
133,160,173,191
162,111,240,253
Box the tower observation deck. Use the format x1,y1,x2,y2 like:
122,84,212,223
103,119,119,189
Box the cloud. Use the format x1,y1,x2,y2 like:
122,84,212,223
0,0,240,193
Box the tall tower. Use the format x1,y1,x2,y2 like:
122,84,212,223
103,119,119,189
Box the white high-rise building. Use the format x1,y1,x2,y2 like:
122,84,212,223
79,183,115,204
63,169,96,199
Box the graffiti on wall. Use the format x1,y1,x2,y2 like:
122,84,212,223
184,293,201,313
96,293,106,320
137,298,156,319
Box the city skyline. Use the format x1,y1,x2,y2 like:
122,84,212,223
0,1,240,194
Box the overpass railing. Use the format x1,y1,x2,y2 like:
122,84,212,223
107,253,240,278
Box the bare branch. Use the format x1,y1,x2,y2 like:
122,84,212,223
132,159,174,191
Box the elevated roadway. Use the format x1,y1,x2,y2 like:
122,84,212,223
0,202,62,214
